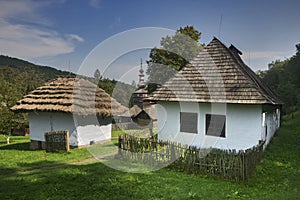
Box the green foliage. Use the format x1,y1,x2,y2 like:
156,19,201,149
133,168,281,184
0,73,27,135
0,55,75,81
146,26,203,93
259,43,300,113
92,77,135,107
97,78,116,95
94,69,101,80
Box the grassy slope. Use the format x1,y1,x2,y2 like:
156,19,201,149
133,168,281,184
0,113,299,200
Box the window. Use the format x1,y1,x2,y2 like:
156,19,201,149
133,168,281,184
180,112,198,133
206,114,226,137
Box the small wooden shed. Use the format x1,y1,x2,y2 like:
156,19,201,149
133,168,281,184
130,105,157,125
11,77,127,149
147,38,282,150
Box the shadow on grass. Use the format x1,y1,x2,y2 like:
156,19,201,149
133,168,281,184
17,160,67,171
0,166,18,177
0,160,156,200
0,142,31,151
0,160,65,179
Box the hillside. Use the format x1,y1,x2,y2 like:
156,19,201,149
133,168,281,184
0,55,75,82
0,55,134,101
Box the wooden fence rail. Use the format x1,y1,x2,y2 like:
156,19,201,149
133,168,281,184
118,134,264,182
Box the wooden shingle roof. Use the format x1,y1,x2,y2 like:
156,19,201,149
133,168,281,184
147,38,282,105
11,77,128,116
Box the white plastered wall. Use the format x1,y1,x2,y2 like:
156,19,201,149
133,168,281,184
157,102,263,150
261,108,280,148
28,112,76,142
28,112,111,147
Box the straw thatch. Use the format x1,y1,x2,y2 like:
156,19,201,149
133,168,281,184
11,77,128,116
147,38,282,105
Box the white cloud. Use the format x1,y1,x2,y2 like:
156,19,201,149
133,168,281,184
242,51,288,60
89,0,101,8
0,0,52,26
109,17,121,29
66,34,85,42
0,0,83,59
0,19,74,58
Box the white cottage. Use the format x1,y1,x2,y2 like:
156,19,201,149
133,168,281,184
11,77,127,149
147,38,282,150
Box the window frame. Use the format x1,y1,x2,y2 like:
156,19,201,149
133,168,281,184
180,112,198,134
205,114,226,138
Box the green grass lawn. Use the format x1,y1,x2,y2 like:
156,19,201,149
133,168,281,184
0,113,299,199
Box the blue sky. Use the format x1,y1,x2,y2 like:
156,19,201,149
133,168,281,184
0,0,299,83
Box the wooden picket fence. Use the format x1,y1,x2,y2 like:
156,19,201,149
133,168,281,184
118,134,264,182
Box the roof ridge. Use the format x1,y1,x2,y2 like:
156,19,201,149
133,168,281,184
147,37,282,105
206,38,282,104
221,41,282,104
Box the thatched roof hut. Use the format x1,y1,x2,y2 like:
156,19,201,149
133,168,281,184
11,77,127,116
147,37,282,105
11,77,129,149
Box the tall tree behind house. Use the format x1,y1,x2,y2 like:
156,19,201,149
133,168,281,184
146,25,203,93
258,43,300,113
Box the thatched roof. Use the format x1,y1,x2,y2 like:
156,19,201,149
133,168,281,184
147,38,282,105
11,77,128,116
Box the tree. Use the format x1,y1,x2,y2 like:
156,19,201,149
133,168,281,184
146,25,203,93
94,69,101,81
131,80,136,88
259,43,300,114
296,43,300,54
0,75,26,143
